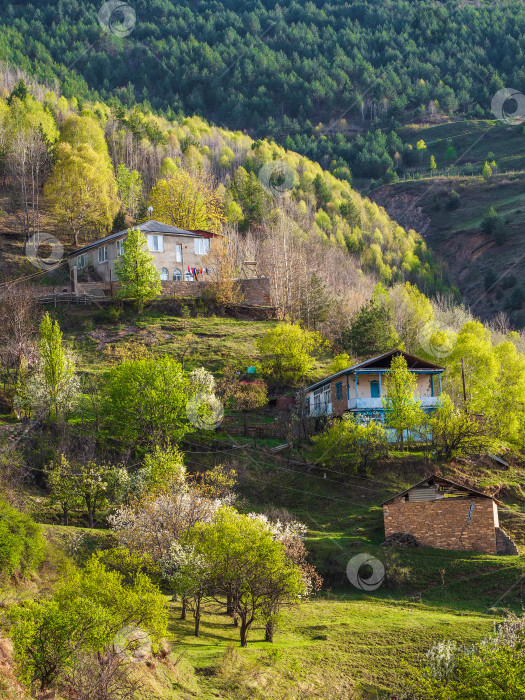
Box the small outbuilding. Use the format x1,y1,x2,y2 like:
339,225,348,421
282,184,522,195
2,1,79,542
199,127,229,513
382,475,518,555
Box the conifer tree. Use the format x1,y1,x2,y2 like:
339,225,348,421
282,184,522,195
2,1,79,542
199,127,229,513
114,227,161,312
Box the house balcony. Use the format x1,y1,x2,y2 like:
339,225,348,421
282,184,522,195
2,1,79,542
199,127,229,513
348,396,439,411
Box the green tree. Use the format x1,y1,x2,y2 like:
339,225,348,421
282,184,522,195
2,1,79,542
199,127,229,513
382,354,425,446
342,299,395,358
0,498,44,580
482,160,492,180
162,541,213,637
44,454,82,526
26,313,79,421
101,355,194,447
116,163,143,219
8,556,167,693
44,142,119,246
312,415,388,475
7,79,28,105
328,353,354,374
140,442,186,494
193,507,305,646
429,154,437,172
256,323,325,385
148,170,225,231
428,394,493,459
313,173,331,208
45,454,124,528
416,139,427,162
479,204,506,244
447,190,460,210
445,145,457,161
114,227,161,312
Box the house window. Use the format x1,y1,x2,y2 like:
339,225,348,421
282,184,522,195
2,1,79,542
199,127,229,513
185,271,194,281
116,239,125,256
160,267,169,281
313,385,331,413
175,244,182,262
147,234,164,252
335,382,343,401
194,238,210,255
173,268,182,281
98,246,107,264
77,253,88,269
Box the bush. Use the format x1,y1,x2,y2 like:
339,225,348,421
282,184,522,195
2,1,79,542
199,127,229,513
0,499,45,579
447,189,460,210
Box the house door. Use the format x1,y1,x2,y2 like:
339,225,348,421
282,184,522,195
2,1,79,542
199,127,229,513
370,380,380,398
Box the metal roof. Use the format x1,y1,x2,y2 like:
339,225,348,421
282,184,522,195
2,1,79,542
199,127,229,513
381,474,502,506
69,220,215,257
306,349,444,392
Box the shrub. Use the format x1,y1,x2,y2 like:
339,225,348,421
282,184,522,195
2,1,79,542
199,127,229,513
0,499,45,579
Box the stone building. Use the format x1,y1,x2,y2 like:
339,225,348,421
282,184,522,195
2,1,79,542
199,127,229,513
382,475,518,555
68,220,218,283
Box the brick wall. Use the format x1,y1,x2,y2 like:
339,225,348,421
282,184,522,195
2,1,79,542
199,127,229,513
330,377,348,415
383,497,498,554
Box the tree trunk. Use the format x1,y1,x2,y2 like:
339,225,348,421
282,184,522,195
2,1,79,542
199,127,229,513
265,619,274,643
194,598,201,637
87,509,94,529
226,594,234,615
239,619,249,647
181,597,187,620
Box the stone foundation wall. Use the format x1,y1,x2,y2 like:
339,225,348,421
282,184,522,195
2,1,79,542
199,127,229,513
32,277,272,306
383,497,498,554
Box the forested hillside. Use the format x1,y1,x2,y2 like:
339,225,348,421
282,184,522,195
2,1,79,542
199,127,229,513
0,68,449,314
1,0,525,179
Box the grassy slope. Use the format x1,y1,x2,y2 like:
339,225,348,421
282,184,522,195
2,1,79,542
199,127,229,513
3,309,525,699
371,119,525,323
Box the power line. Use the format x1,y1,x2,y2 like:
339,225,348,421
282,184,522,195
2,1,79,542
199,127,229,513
181,438,391,506
182,433,399,490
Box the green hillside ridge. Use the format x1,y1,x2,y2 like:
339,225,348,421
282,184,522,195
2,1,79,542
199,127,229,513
370,119,525,325
2,0,525,177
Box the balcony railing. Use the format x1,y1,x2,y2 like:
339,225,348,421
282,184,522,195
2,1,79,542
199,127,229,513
348,396,439,410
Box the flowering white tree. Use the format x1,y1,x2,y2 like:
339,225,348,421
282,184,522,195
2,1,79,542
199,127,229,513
108,488,223,563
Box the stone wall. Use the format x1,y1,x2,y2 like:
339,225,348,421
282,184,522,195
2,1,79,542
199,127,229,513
383,497,499,554
32,277,272,307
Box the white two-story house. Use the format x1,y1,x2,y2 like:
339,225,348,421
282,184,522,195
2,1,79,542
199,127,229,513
68,220,218,283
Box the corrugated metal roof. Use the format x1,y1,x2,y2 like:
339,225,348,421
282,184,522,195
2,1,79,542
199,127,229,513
69,220,216,257
306,349,444,392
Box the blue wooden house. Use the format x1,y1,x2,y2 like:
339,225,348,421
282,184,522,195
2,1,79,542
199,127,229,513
305,350,444,424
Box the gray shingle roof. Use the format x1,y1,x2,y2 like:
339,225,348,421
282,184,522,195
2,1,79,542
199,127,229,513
69,220,213,257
